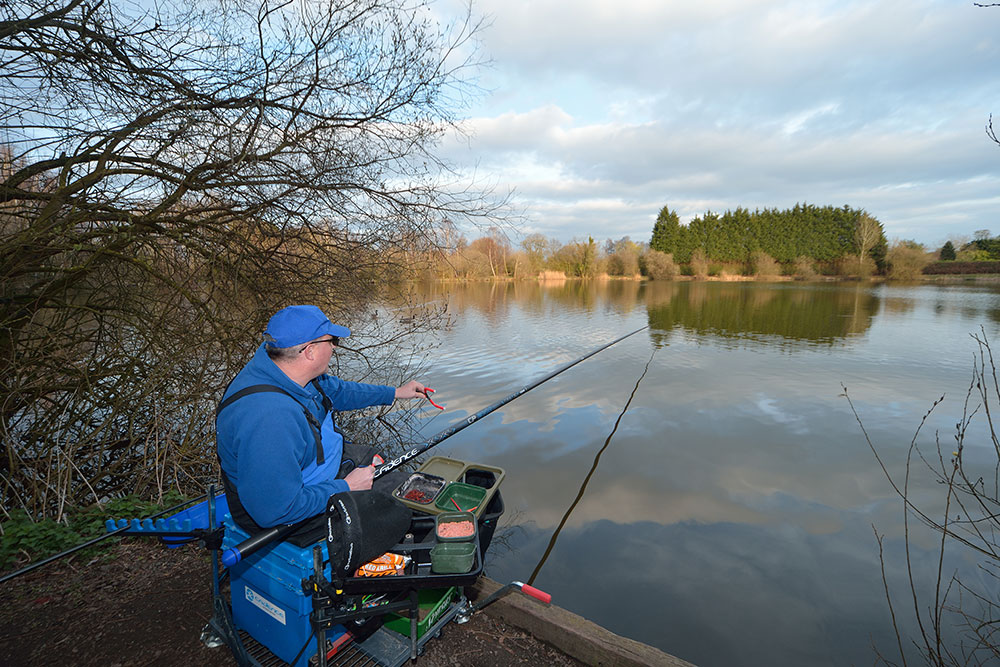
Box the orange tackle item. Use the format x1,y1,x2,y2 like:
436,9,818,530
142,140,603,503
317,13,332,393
354,552,410,577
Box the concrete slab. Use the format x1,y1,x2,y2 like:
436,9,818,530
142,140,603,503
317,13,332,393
470,578,697,667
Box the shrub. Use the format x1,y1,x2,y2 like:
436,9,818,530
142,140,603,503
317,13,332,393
887,241,931,280
837,255,877,278
956,248,992,262
750,251,781,280
793,256,818,280
689,248,709,280
642,250,679,280
607,246,640,276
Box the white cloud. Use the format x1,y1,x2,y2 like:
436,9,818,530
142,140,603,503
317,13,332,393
438,0,1000,245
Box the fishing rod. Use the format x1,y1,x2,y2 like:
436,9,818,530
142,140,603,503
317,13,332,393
221,325,649,567
374,325,650,479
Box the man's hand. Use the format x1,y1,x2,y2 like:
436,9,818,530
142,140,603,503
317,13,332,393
344,465,375,491
394,380,426,400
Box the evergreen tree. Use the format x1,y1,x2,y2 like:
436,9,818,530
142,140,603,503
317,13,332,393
650,206,681,254
648,202,884,266
939,241,956,261
970,237,1000,259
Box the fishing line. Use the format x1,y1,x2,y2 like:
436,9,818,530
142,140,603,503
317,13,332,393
527,347,657,586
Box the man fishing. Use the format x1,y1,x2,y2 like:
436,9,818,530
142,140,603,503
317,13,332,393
216,304,426,544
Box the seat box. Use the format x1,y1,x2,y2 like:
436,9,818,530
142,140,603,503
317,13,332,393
223,517,345,667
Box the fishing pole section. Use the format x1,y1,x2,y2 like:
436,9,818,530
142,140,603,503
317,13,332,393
374,325,650,479
222,324,649,566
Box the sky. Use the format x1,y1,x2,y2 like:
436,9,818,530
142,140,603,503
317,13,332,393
437,0,1000,249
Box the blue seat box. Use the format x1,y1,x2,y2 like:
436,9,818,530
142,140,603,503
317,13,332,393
223,516,345,666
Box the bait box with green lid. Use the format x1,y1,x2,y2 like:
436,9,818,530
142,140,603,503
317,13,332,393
434,511,477,543
393,456,504,520
429,542,477,573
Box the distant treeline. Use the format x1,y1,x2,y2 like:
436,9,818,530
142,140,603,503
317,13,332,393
420,205,1000,282
649,203,886,265
416,203,895,281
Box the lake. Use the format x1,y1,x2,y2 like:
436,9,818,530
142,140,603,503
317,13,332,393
385,279,1000,666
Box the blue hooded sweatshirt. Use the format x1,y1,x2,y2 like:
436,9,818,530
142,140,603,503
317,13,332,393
216,343,395,527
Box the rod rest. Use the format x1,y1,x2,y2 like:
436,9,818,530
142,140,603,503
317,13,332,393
104,518,225,550
105,517,193,534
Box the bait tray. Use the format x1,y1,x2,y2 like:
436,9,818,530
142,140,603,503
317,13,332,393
393,456,504,519
393,472,446,507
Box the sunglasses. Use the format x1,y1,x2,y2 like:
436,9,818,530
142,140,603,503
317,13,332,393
303,336,339,350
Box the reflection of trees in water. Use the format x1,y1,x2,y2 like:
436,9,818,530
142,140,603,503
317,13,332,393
882,296,917,316
647,283,880,346
417,279,646,321
530,279,642,315
643,281,676,309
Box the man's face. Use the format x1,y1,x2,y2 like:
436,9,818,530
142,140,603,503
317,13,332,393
302,336,338,372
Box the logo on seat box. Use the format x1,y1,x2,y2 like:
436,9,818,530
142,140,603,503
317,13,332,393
245,585,286,625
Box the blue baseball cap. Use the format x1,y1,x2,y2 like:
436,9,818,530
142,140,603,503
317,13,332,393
263,305,351,348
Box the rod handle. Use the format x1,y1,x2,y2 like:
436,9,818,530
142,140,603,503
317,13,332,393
519,583,552,604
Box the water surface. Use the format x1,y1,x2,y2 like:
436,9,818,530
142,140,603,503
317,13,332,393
389,280,1000,666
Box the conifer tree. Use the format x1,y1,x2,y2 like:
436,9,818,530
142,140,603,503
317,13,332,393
650,206,681,254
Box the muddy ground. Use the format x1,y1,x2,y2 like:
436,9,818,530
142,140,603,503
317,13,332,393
0,540,582,666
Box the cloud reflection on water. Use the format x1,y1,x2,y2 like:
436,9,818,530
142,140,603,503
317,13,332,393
403,280,1000,666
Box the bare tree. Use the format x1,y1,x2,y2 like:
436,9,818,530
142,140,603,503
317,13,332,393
0,0,503,517
854,213,883,276
845,330,1000,665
